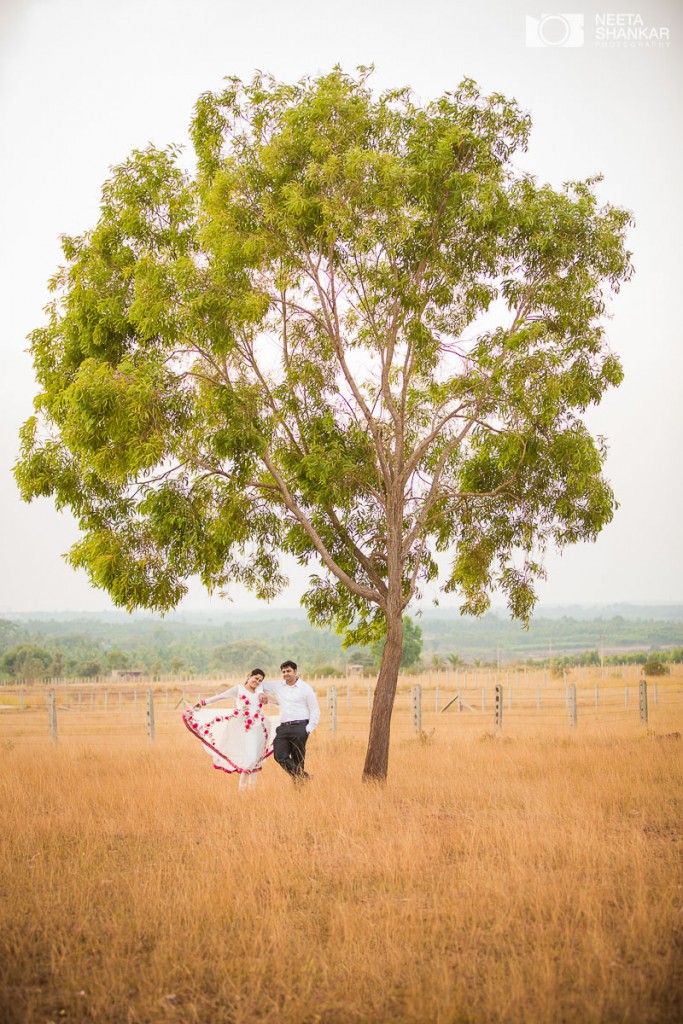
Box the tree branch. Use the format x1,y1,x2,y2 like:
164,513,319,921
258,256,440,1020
299,247,394,488
402,417,481,554
401,531,429,611
261,450,384,607
401,407,476,485
403,435,529,554
323,503,388,597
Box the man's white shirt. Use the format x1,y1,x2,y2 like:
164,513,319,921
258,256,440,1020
262,677,321,733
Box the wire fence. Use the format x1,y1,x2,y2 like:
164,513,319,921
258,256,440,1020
2,661,669,691
1,666,682,746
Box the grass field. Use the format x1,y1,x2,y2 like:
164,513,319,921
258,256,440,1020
1,672,682,1023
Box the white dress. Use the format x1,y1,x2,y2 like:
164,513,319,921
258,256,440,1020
182,684,279,776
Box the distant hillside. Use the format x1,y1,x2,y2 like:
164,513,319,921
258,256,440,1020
524,604,683,622
417,610,683,661
7,602,683,623
1,605,682,676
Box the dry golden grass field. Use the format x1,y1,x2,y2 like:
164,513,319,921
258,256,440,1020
1,668,682,1024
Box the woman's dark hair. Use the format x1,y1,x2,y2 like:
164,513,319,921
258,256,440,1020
250,668,265,678
280,659,297,671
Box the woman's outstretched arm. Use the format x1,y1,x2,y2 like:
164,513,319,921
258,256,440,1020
195,685,240,707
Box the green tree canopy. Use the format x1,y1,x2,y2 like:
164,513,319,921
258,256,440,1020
2,644,52,679
106,649,131,670
15,68,632,777
372,616,423,669
77,660,103,678
210,639,273,672
49,651,65,677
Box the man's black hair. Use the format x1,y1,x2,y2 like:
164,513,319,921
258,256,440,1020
280,659,297,671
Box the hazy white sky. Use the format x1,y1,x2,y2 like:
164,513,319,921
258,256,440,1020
1,0,681,613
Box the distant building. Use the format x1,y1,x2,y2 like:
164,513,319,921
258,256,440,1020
111,668,144,680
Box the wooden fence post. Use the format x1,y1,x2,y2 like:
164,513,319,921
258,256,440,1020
411,685,422,735
595,683,599,708
624,685,629,708
639,679,648,725
327,686,337,736
568,684,577,729
367,684,372,710
653,681,658,705
146,688,155,743
48,689,57,744
435,685,440,712
494,684,503,730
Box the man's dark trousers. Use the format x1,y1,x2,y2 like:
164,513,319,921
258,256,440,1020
273,720,309,778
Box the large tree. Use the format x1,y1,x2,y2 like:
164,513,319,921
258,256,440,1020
16,69,632,779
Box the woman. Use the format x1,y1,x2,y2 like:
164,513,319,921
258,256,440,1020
182,669,279,790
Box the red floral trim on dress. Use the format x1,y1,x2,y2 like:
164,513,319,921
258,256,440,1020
182,696,274,775
212,762,263,776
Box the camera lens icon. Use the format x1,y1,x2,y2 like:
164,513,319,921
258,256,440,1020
540,14,573,45
525,13,584,47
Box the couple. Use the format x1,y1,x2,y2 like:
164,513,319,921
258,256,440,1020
182,660,320,789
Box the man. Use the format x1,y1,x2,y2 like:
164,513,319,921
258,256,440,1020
263,660,320,782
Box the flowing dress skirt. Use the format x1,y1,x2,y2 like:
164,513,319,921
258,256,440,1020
182,700,278,775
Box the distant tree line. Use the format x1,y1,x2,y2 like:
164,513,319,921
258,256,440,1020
1,612,681,681
546,649,682,669
0,615,423,680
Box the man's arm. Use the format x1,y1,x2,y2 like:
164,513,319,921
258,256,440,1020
304,684,321,733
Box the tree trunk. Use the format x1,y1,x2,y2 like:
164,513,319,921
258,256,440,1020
362,612,404,781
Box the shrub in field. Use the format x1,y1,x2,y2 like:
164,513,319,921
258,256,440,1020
77,659,103,677
643,658,669,677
